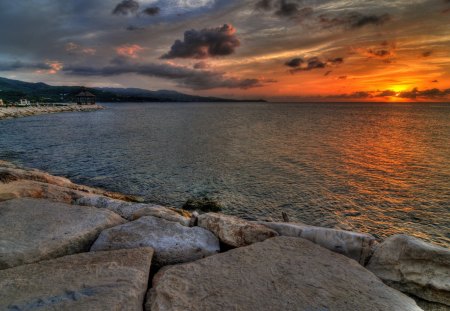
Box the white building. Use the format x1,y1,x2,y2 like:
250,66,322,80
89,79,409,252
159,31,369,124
0,99,4,106
19,99,31,106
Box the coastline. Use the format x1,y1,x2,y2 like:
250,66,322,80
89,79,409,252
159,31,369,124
0,159,448,310
0,104,104,120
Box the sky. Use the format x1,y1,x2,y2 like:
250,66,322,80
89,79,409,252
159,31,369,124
0,0,449,102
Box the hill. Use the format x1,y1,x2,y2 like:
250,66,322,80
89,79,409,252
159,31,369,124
0,77,265,103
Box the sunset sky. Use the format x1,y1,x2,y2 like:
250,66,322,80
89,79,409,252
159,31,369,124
0,0,449,101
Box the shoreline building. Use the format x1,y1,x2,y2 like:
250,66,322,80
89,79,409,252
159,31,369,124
76,91,96,105
0,99,3,106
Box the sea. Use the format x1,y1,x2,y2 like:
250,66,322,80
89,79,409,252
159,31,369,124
1,102,449,247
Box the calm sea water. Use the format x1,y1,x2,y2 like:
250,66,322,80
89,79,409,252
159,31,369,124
1,102,449,247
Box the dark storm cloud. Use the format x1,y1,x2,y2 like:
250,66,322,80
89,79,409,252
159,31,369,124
319,12,390,29
286,56,343,73
161,24,240,59
63,61,263,90
142,7,160,16
112,0,140,15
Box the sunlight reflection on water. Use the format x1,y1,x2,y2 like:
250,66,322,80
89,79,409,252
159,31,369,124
0,102,449,246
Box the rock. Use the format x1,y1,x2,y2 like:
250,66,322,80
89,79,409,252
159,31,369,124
147,236,422,311
76,195,190,225
0,198,126,269
91,216,220,267
0,248,153,311
197,213,278,247
259,221,376,265
367,234,450,307
131,206,191,226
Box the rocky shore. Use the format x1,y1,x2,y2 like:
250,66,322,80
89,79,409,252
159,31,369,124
0,160,449,310
0,104,103,120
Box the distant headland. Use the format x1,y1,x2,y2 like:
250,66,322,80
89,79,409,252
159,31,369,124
0,77,266,104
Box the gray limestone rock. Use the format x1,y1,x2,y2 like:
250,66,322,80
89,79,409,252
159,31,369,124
0,248,153,311
147,236,422,311
0,198,126,269
91,216,220,267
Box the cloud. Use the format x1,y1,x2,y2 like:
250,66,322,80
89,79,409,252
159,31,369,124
0,61,53,71
285,58,303,68
0,60,63,74
65,42,96,55
432,80,438,83
63,61,265,90
193,61,210,69
142,7,160,16
126,25,145,31
398,88,450,99
422,51,433,57
255,0,272,11
116,44,144,58
319,12,390,29
286,56,343,73
356,42,395,61
334,88,450,100
112,0,139,15
256,0,313,20
161,24,240,59
338,76,347,80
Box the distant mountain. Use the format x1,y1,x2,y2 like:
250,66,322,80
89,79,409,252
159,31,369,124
0,77,265,103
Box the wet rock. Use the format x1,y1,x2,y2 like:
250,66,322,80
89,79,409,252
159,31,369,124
0,248,153,311
259,221,376,265
91,216,220,267
0,198,125,269
147,236,422,311
197,212,278,247
367,234,450,307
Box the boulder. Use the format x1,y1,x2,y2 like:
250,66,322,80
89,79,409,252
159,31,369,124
0,248,153,311
0,198,125,269
367,234,450,307
76,195,190,225
197,213,278,247
131,206,191,226
259,221,376,265
91,216,220,267
147,236,422,311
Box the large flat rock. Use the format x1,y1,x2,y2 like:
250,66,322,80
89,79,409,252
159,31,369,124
91,216,220,267
0,247,153,311
367,234,450,307
197,212,278,247
260,221,376,265
147,236,422,311
0,198,125,269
